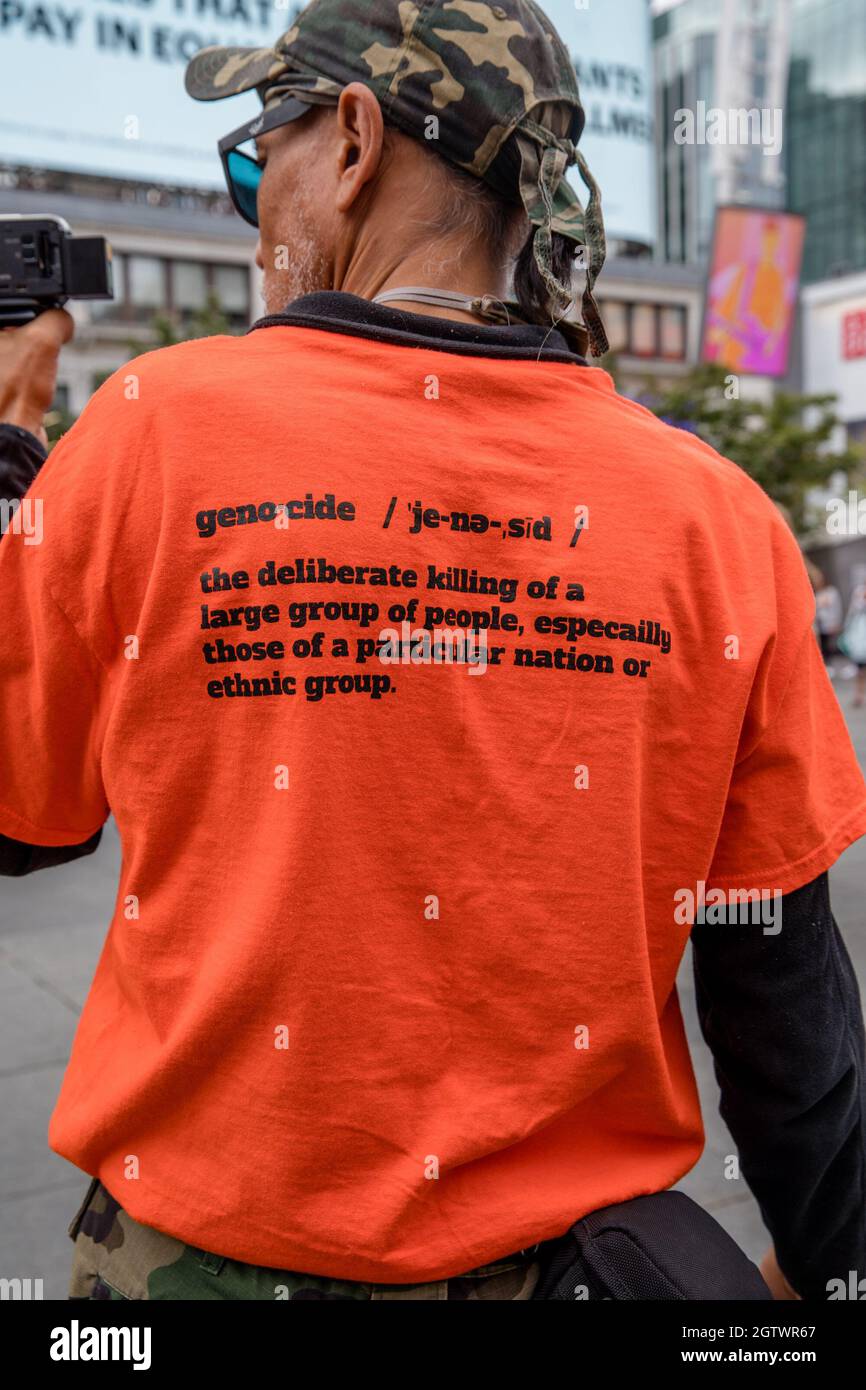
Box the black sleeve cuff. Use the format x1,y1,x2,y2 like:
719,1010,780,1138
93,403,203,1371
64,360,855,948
0,422,49,505
0,828,104,877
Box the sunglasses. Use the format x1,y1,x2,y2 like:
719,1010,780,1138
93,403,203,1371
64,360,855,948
218,98,313,228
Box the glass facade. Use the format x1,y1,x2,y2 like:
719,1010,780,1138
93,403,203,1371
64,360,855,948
654,0,866,280
786,0,866,281
654,4,720,263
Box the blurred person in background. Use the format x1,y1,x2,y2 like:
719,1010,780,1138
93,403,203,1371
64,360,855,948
812,567,844,672
839,568,866,708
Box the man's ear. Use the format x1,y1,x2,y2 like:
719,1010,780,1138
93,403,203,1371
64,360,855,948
334,83,385,213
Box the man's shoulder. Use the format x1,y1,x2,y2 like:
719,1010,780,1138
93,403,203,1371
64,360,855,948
592,380,784,527
58,335,264,450
108,333,252,395
25,336,253,511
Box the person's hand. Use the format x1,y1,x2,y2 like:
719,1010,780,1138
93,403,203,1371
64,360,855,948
760,1246,802,1300
0,308,74,448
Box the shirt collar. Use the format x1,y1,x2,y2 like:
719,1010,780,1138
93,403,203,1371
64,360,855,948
248,291,587,366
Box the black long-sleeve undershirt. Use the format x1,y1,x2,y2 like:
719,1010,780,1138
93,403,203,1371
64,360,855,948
692,872,866,1301
0,422,45,506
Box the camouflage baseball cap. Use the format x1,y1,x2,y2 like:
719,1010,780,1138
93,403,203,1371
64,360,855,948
185,0,608,355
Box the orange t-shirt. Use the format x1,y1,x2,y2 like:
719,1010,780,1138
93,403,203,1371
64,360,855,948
1,308,865,1282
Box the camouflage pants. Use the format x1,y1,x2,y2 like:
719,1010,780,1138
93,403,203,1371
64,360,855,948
67,1180,541,1301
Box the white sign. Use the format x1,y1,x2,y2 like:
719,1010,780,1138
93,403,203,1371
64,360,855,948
543,0,656,248
0,0,281,186
802,273,866,427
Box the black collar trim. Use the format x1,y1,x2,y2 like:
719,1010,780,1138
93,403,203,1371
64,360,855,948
248,292,587,366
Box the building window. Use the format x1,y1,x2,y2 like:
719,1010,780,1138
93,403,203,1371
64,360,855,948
598,300,630,354
173,261,209,313
213,264,249,317
596,300,688,362
168,260,249,326
85,256,250,328
631,304,658,357
89,253,127,320
659,305,687,360
128,256,166,313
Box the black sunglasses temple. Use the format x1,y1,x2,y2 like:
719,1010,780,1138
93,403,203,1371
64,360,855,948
217,97,313,156
218,97,314,228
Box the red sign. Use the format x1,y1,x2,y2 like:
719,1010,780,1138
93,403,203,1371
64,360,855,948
842,311,866,360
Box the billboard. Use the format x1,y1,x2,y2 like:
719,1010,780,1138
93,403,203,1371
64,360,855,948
0,0,656,243
544,0,656,248
701,207,805,378
0,0,274,187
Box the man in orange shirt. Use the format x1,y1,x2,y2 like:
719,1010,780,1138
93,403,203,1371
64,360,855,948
1,0,864,1302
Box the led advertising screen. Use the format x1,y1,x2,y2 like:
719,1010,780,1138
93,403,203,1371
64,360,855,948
702,206,806,378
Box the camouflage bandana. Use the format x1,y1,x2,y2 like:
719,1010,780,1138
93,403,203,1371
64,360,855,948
185,0,609,355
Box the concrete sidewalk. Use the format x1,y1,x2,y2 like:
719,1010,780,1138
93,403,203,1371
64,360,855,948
2,682,865,1299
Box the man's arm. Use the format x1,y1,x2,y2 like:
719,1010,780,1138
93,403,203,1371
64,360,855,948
692,871,866,1302
1,309,105,873
0,308,73,449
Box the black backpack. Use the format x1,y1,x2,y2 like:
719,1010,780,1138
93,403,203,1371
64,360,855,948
531,1190,773,1300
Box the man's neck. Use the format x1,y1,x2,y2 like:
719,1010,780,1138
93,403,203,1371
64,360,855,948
334,237,509,326
368,282,504,327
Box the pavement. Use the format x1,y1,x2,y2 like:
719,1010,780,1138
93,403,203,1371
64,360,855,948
2,672,865,1300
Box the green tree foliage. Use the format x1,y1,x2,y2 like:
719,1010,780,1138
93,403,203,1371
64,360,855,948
636,363,864,534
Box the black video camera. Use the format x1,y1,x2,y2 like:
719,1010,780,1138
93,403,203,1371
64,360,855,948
0,215,114,326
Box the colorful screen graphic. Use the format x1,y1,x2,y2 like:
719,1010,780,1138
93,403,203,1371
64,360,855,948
702,208,806,378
